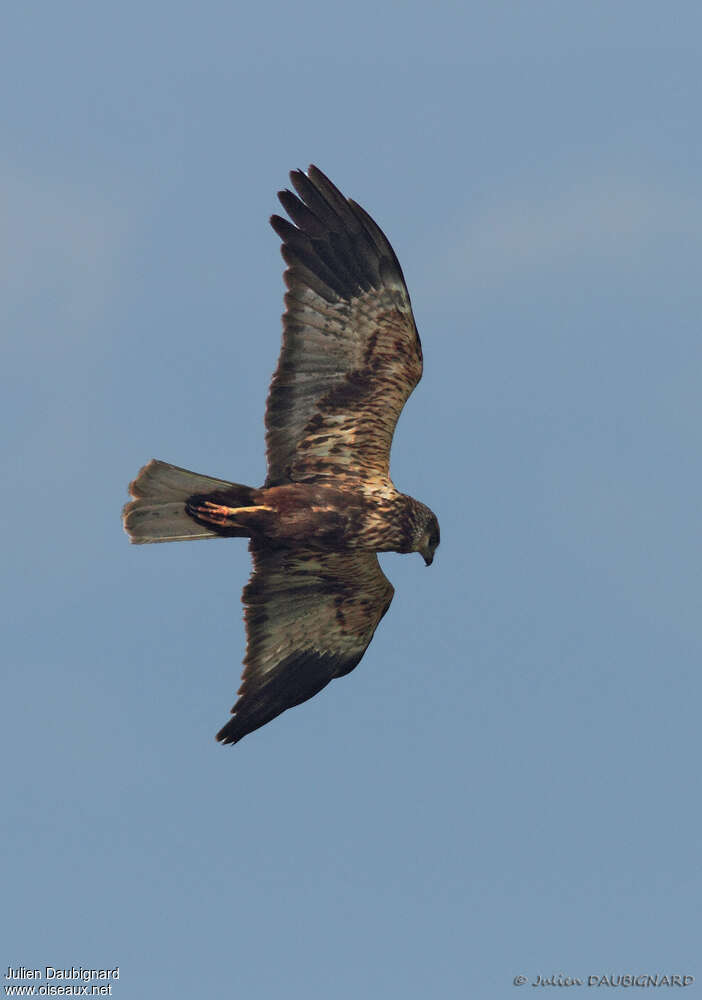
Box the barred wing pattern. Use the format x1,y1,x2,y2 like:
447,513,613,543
216,545,394,744
265,165,423,486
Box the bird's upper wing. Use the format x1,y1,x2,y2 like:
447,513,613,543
265,165,423,487
216,543,394,745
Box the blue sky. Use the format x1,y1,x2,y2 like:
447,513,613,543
3,2,701,996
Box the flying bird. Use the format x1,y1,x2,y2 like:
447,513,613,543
123,165,440,745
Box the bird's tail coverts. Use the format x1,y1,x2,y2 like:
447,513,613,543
184,497,273,537
123,459,256,543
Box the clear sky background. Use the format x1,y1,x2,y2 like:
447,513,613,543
3,2,701,996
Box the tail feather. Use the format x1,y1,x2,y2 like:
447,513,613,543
123,459,256,544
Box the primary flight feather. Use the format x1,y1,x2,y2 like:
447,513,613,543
123,165,440,745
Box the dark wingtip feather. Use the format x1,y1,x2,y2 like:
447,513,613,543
216,721,243,745
278,188,327,237
270,214,297,240
215,648,365,746
306,164,340,195
272,165,396,301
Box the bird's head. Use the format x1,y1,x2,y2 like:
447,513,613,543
414,506,440,567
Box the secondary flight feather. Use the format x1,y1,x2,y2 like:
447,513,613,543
123,165,440,745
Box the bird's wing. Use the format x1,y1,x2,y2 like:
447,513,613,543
216,543,394,745
265,165,423,487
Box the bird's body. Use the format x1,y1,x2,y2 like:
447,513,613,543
187,480,432,555
123,165,439,745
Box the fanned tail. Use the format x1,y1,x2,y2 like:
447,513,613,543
123,459,258,544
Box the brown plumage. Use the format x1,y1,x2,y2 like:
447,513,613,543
123,165,440,745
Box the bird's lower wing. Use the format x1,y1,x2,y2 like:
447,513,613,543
216,544,394,745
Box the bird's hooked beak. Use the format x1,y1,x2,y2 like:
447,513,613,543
423,552,434,567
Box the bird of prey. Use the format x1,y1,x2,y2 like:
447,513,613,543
123,165,440,745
